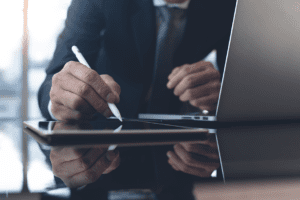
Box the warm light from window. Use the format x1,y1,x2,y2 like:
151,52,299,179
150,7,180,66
28,0,72,62
0,1,23,83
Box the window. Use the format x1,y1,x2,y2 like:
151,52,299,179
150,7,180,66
0,0,71,194
0,0,24,193
27,0,72,192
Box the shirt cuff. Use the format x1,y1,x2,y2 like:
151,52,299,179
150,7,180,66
211,170,217,178
48,100,58,121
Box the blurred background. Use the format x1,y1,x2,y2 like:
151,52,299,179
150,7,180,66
0,0,72,195
0,0,217,196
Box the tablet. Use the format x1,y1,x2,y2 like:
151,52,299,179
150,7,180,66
23,118,208,147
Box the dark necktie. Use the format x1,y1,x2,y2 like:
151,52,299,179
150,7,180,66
148,6,190,195
147,6,187,113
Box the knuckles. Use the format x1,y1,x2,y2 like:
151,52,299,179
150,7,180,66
182,64,191,74
182,75,195,88
101,74,121,95
63,61,76,72
113,83,121,95
71,96,84,111
71,112,86,121
60,110,84,121
52,165,68,178
49,151,58,164
52,73,59,85
50,155,64,177
182,143,194,152
179,164,191,174
77,157,91,172
65,61,75,68
83,169,99,183
174,144,193,166
83,70,99,84
100,74,111,80
182,154,194,165
207,67,221,79
210,81,221,91
77,83,90,97
50,102,61,116
49,88,57,101
206,62,214,69
184,89,195,100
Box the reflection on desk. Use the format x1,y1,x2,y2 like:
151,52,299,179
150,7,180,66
193,178,300,200
23,119,221,200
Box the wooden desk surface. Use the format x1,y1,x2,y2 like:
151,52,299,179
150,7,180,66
193,179,300,200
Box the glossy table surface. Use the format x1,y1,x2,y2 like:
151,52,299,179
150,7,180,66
4,118,300,199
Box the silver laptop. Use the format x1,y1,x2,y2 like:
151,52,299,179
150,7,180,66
140,0,300,124
139,0,300,181
217,0,300,181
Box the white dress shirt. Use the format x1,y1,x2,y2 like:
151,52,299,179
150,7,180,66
153,0,191,9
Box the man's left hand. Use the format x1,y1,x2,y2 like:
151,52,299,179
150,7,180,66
167,61,221,112
166,134,220,177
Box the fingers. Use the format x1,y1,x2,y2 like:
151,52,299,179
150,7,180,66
102,154,120,174
189,93,219,111
50,147,91,164
168,66,182,81
178,133,217,147
172,70,220,97
174,144,219,169
66,150,119,188
63,61,117,103
178,81,220,102
180,143,219,160
50,61,121,120
51,86,96,114
100,74,121,97
167,63,207,89
52,148,107,178
51,101,95,121
166,61,221,111
166,142,220,177
168,158,180,171
205,134,219,149
52,70,111,115
167,151,212,177
51,147,119,189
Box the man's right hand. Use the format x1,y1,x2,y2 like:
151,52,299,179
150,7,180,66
50,61,121,121
50,121,120,188
50,146,120,188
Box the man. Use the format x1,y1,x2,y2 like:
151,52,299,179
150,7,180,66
38,0,236,199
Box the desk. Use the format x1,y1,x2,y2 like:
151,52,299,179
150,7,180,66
22,119,216,200
193,178,300,200
192,120,300,200
216,121,300,181
21,119,300,199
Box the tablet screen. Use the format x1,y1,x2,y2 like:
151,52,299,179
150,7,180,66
27,118,201,135
24,119,208,146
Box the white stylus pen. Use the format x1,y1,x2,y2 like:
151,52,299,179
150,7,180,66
107,124,123,151
71,45,123,122
77,126,122,190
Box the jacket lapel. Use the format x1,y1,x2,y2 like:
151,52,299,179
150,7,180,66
130,0,156,68
174,0,233,66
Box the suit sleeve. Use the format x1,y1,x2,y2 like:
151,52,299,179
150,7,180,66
38,0,105,120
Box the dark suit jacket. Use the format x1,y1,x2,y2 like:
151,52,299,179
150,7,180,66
38,0,236,199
